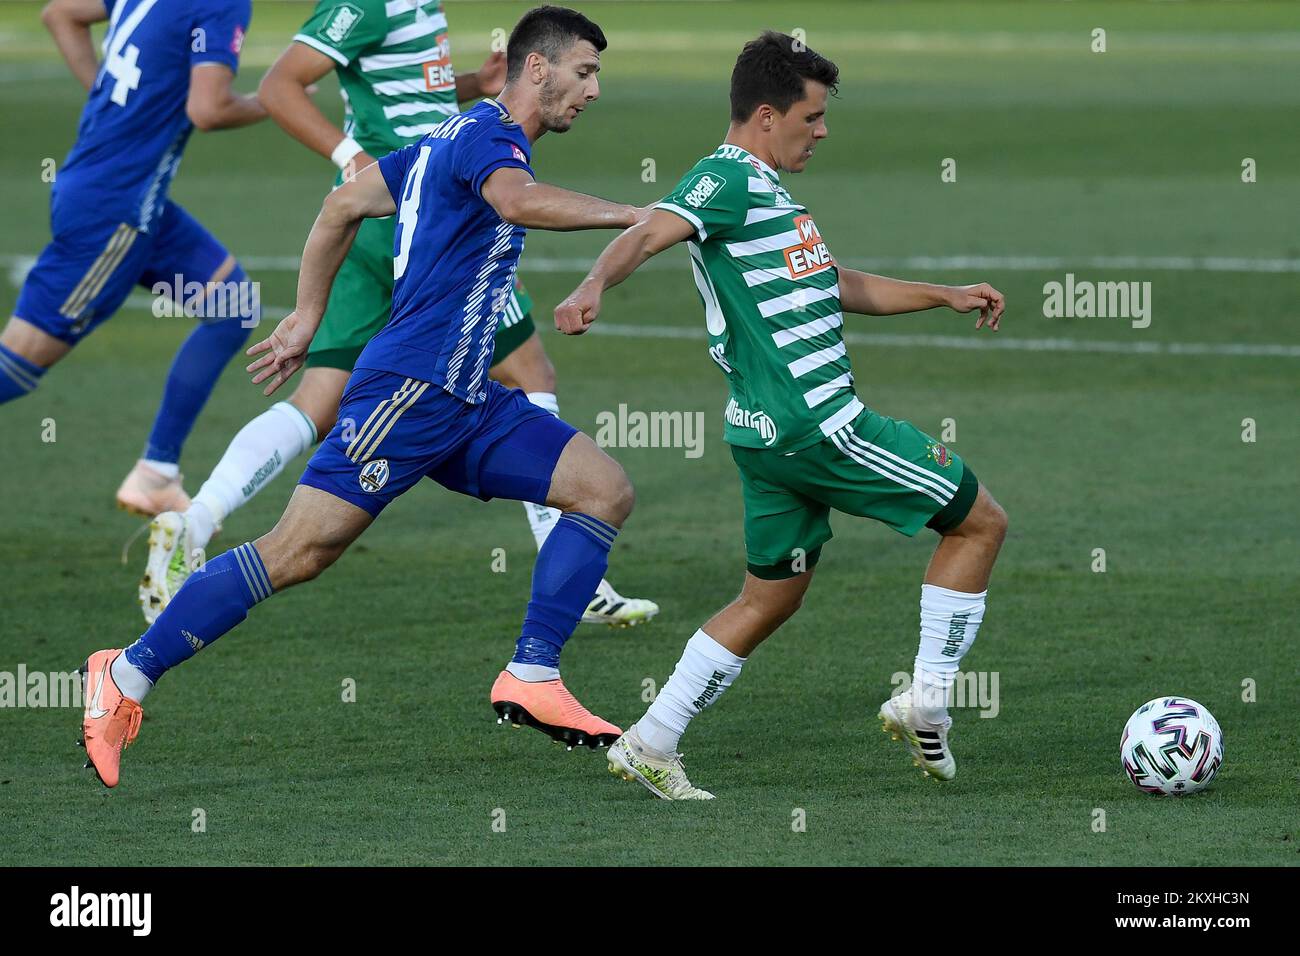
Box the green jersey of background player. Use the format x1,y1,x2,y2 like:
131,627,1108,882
136,0,657,629
556,32,1010,799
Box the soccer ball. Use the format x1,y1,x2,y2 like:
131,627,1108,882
1121,696,1223,795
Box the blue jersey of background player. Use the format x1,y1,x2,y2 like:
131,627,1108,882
1,0,268,519
79,6,656,790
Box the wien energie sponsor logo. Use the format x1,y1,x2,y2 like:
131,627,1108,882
783,214,834,280
423,36,455,92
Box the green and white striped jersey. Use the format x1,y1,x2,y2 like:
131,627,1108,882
657,145,863,454
294,0,459,157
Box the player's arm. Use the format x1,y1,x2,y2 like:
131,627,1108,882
246,163,396,395
481,168,642,232
455,51,506,103
40,0,106,91
838,269,1005,330
259,43,376,177
554,210,696,335
187,63,267,131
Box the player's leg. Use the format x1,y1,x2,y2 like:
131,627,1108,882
1,218,152,402
489,286,660,629
609,460,829,798
425,382,631,747
823,412,1005,779
85,368,434,788
138,217,394,621
115,204,263,516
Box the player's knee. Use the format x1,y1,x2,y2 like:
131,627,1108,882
596,464,635,525
287,390,337,441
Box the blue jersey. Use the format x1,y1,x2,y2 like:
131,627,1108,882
55,0,251,232
360,98,533,404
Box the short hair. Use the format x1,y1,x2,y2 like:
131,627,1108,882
506,5,607,81
730,31,839,122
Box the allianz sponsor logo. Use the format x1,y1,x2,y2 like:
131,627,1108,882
595,403,705,459
0,666,82,708
725,397,778,447
50,886,151,936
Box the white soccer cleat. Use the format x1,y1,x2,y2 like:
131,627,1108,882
878,691,956,781
138,511,197,624
607,725,714,800
581,579,659,629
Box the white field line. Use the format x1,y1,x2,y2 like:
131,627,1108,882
9,253,1300,279
5,257,1298,360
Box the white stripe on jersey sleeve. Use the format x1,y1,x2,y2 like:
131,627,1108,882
293,33,350,66
725,228,800,258
655,202,707,241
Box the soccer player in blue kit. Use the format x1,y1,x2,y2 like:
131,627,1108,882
1,0,267,516
79,6,646,788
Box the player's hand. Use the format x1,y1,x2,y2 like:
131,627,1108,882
948,282,1005,331
343,151,377,183
246,311,317,396
554,283,602,335
476,51,507,97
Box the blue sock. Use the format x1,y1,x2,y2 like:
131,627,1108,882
124,542,273,684
0,343,45,403
142,264,257,462
512,513,618,669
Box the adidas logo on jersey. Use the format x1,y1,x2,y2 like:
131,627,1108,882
783,214,834,279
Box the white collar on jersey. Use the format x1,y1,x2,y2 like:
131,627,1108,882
723,144,781,184
482,97,518,126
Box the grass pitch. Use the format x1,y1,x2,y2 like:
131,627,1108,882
1,1,1297,866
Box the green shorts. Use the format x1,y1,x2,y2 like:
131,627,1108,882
731,408,979,579
306,215,537,371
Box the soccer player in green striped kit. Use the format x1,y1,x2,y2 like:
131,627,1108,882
556,33,1009,798
137,0,657,628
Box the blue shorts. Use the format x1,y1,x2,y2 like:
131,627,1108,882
299,370,579,516
14,200,230,345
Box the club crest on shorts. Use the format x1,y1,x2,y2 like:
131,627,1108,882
928,442,953,468
359,458,390,492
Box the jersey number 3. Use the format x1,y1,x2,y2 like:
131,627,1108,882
394,146,433,280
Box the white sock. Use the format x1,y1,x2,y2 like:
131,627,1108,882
521,391,562,550
639,629,746,754
187,401,316,549
141,458,179,479
506,662,560,682
912,583,987,723
110,652,153,703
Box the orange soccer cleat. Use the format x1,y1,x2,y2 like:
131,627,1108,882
490,670,621,751
115,460,191,518
78,649,144,788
